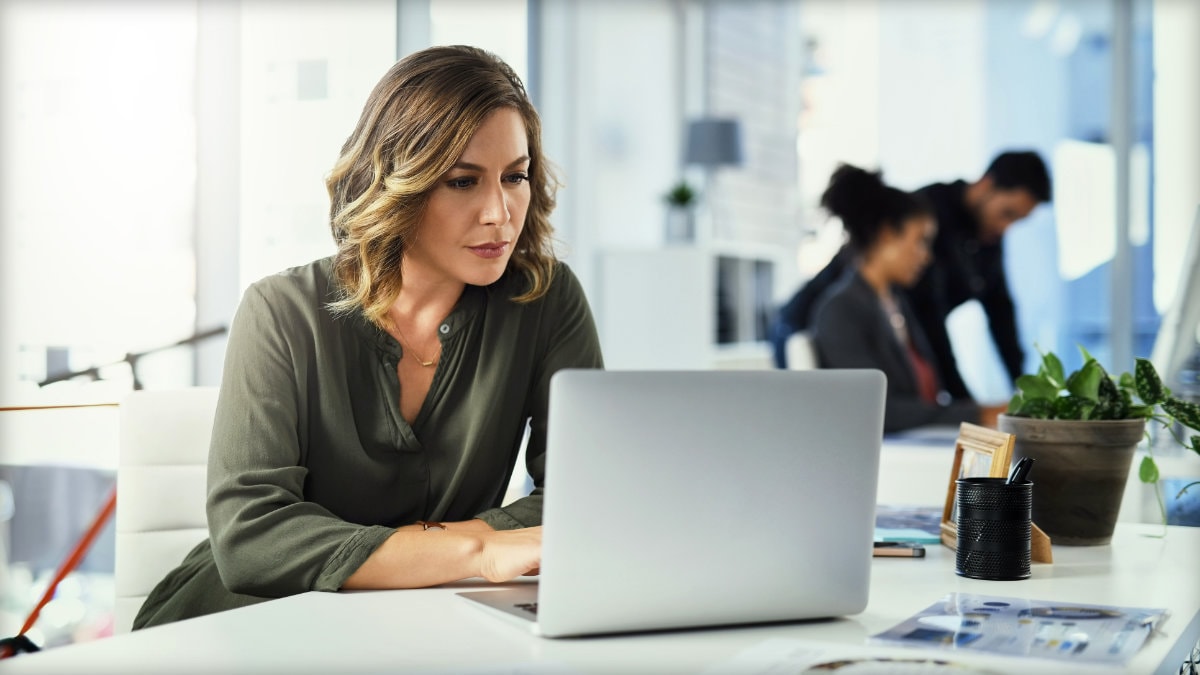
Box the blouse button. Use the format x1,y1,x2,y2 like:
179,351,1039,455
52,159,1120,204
439,324,450,334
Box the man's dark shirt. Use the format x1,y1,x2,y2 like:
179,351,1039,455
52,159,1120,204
774,180,1025,399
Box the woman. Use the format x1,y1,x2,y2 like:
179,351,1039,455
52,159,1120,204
810,164,1001,433
134,46,603,628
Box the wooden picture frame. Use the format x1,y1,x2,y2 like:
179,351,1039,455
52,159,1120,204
940,422,1052,563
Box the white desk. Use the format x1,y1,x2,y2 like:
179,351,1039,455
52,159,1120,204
6,523,1198,675
0,403,119,470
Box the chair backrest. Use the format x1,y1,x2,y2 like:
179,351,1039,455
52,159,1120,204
114,387,218,633
785,331,819,370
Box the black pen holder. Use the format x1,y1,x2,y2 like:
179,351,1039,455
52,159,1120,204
955,477,1032,581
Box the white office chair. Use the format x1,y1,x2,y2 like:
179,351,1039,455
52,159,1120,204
114,387,218,633
785,331,819,371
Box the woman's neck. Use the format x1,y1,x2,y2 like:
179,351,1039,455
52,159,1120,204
857,258,893,301
388,263,465,333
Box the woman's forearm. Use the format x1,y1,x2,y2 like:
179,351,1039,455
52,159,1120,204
342,528,485,589
341,519,540,589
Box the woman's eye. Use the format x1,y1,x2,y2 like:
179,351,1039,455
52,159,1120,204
446,177,476,189
505,172,529,184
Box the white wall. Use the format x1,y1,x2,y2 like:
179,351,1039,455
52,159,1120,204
877,0,987,192
537,0,682,309
236,0,397,289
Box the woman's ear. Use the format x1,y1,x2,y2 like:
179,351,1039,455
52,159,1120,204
876,219,902,244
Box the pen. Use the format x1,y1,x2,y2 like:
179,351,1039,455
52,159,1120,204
873,541,926,558
1007,457,1035,484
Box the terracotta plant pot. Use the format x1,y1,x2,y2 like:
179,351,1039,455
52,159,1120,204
997,414,1146,546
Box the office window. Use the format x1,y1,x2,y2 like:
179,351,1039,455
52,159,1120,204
0,1,199,398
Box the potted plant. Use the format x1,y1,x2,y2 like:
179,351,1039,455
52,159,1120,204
999,346,1200,545
663,180,697,243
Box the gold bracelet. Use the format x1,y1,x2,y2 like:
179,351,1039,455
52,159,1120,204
417,520,446,531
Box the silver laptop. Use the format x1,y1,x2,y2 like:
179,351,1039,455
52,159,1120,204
459,368,886,638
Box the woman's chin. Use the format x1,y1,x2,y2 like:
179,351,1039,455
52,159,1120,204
462,260,511,287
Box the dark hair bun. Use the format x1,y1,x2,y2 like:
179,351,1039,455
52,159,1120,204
819,162,930,252
820,164,886,226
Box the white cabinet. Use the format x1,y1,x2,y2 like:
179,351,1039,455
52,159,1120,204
595,246,777,370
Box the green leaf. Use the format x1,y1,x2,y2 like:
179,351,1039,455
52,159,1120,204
1016,398,1054,419
1040,352,1065,387
1134,357,1166,405
1190,435,1200,457
664,181,696,206
1053,395,1087,420
1162,397,1200,431
1127,404,1155,419
1099,374,1119,399
1066,360,1104,402
1138,456,1160,483
1092,377,1128,419
1079,400,1098,420
1118,372,1135,391
1078,344,1097,364
1006,392,1024,415
1016,373,1059,402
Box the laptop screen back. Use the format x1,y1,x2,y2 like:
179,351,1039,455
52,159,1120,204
536,369,887,637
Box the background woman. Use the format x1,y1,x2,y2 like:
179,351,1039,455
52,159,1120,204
810,164,1004,432
134,45,603,629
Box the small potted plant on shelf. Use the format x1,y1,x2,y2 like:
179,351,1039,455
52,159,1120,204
999,346,1200,545
663,180,697,244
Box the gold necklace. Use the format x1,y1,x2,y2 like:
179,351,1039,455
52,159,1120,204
393,326,439,367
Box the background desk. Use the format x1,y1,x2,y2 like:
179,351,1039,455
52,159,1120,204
6,523,1197,675
879,426,1200,525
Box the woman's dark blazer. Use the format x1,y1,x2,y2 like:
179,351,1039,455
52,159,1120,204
811,270,979,433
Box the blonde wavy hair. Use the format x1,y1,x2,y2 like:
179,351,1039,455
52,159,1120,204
326,45,560,327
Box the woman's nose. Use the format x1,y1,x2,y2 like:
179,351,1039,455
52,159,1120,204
479,181,509,226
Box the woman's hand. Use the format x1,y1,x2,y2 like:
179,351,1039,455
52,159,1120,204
477,526,542,582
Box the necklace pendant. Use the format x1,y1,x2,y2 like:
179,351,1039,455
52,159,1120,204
391,322,438,367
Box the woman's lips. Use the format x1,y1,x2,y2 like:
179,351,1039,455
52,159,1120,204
467,242,509,259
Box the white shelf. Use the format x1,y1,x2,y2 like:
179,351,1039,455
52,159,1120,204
596,246,778,370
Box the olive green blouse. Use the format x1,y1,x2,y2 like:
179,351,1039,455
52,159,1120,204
133,256,603,629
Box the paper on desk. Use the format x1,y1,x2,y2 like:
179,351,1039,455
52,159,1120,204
870,593,1166,666
703,638,1058,674
875,504,943,544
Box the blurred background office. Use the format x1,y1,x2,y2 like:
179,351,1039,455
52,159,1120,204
1,0,1198,650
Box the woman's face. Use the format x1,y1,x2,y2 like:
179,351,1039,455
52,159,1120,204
876,215,936,287
404,107,531,289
